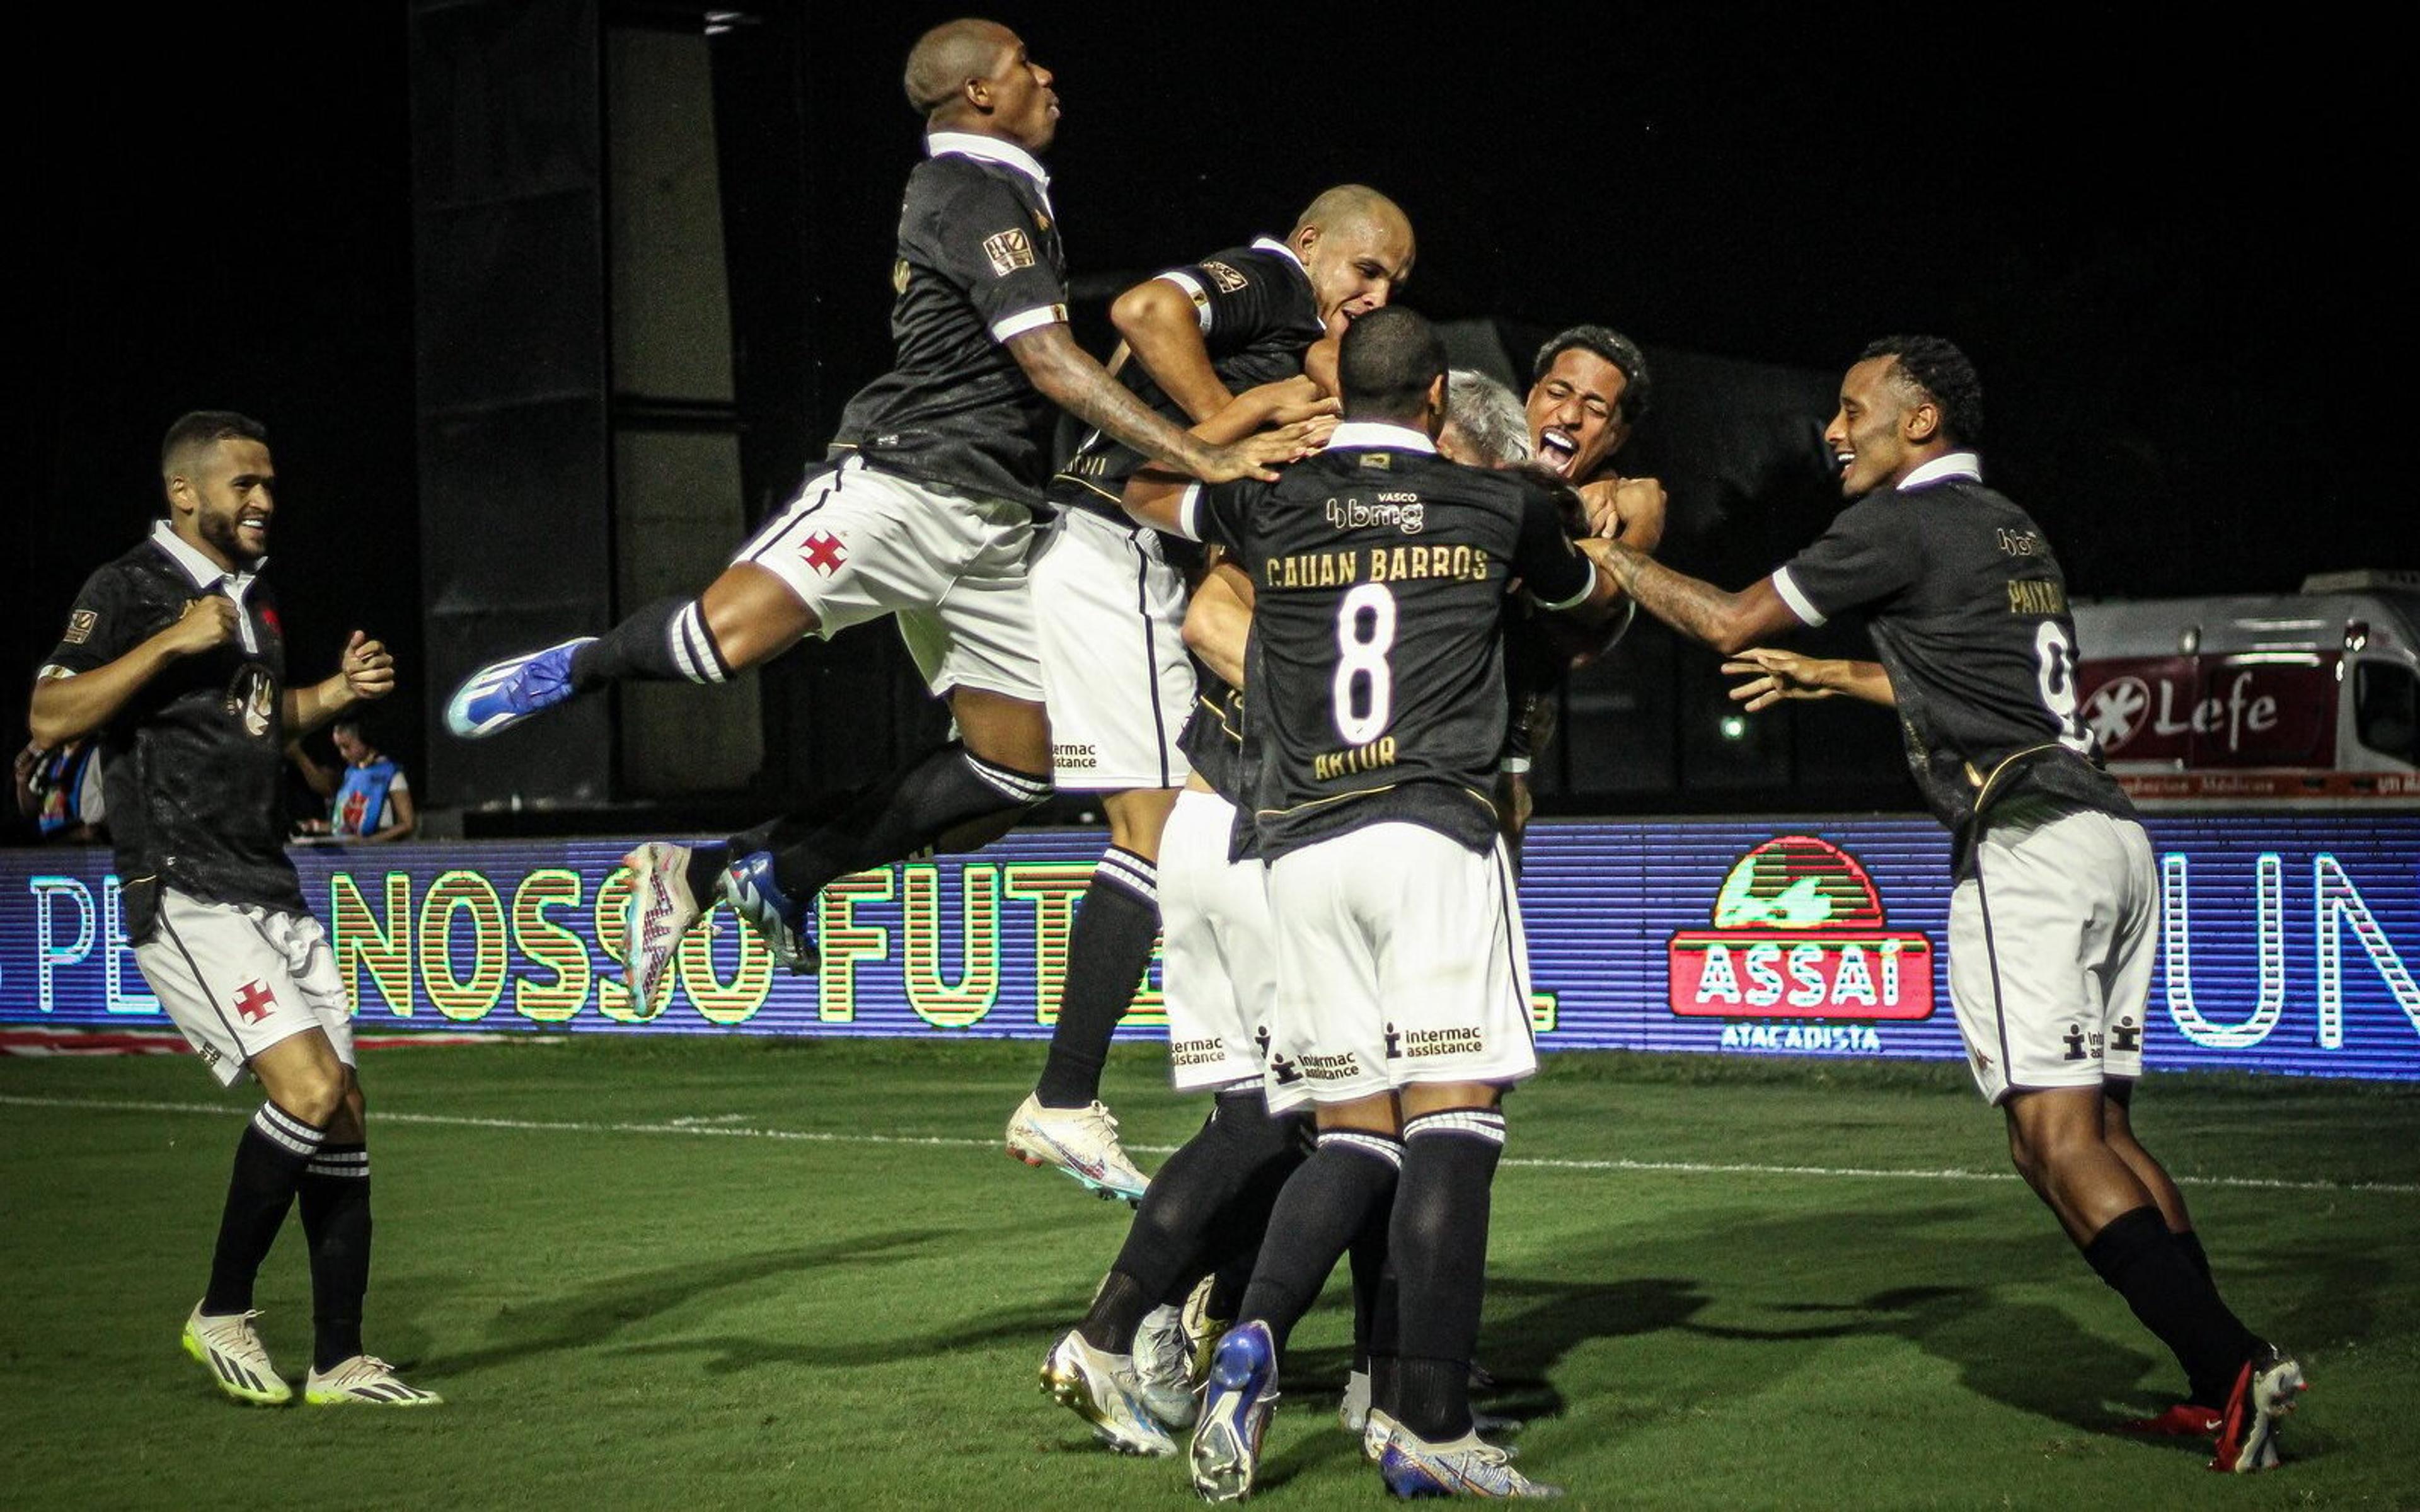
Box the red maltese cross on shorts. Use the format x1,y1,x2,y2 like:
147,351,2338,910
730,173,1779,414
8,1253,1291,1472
800,532,848,576
234,980,279,1024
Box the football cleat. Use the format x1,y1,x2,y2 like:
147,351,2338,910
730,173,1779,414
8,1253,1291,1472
1005,1094,1150,1206
444,637,597,739
182,1304,290,1406
2120,1402,2223,1438
1340,1366,1372,1435
2210,1345,2304,1473
1180,1273,1231,1389
720,850,819,974
304,1354,444,1407
1039,1329,1177,1457
618,842,702,1016
1362,1405,1399,1465
1191,1321,1280,1503
1132,1304,1201,1428
1380,1425,1562,1499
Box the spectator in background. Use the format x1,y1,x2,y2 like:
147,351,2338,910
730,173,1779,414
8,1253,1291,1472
292,717,415,842
14,735,108,841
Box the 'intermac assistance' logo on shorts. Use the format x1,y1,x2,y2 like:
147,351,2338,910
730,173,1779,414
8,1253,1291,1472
1666,835,1935,1021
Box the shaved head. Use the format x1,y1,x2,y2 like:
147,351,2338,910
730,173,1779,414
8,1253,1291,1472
904,18,1015,114
1289,184,1410,245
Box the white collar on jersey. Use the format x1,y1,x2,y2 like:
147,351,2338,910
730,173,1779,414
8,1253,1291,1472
1251,234,1306,272
926,131,1051,195
1327,420,1437,454
1899,451,1983,491
151,518,263,593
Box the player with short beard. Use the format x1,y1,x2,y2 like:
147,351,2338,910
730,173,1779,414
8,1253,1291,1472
30,411,434,1408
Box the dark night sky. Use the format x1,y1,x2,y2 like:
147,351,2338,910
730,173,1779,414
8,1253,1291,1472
16,3,2397,811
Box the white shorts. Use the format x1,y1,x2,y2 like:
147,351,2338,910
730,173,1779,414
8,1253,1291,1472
1264,822,1538,1106
1160,789,1276,1095
735,455,1046,701
1031,508,1195,789
1948,798,2155,1104
135,889,357,1089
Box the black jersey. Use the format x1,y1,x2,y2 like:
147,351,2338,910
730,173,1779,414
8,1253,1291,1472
1772,455,2135,871
1182,422,1598,860
1050,238,1323,520
827,134,1070,510
38,524,306,937
1178,664,1251,808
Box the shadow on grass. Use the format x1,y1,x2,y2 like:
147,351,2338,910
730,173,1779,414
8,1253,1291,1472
420,1227,962,1373
1468,1202,2223,1445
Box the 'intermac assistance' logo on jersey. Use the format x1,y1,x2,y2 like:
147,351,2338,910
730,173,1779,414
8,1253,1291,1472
1666,835,1935,1020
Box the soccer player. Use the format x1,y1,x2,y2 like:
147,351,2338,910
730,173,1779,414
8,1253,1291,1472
1122,307,1625,1499
28,411,437,1407
1594,335,2305,1475
1035,564,1311,1456
1011,188,1412,1202
444,19,1295,1001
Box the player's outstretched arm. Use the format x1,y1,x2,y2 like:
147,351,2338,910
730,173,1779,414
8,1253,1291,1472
28,597,237,748
1583,538,1801,655
1007,323,1281,483
1724,648,1894,709
284,631,395,737
1109,277,1231,425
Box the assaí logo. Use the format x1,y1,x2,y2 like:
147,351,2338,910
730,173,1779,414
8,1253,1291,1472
1668,835,1935,1052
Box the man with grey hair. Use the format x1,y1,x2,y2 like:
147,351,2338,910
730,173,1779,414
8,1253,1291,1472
1439,368,1530,468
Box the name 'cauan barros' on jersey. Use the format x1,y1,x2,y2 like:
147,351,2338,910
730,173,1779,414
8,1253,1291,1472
1325,492,1426,534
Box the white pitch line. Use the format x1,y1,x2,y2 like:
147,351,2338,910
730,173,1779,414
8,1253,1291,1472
4,1092,2416,1196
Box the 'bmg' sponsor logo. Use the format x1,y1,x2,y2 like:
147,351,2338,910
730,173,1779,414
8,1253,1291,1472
1667,835,1935,1021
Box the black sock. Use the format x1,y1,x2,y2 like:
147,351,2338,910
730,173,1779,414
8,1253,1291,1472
683,844,731,905
1238,1130,1402,1353
298,1143,372,1371
2082,1205,2261,1407
1082,1092,1306,1351
569,596,729,689
769,742,1048,900
1035,849,1161,1108
1348,1177,1393,1377
202,1103,325,1315
1392,1108,1506,1441
2174,1227,2213,1283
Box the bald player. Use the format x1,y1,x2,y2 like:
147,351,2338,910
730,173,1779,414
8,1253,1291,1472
447,20,1300,1004
1011,188,1412,1203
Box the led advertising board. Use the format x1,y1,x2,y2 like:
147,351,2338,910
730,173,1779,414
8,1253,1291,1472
4,817,2414,1079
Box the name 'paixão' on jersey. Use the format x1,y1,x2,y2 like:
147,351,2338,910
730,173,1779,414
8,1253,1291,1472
1171,421,1596,860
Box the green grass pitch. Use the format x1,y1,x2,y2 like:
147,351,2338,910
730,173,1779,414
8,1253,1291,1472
3,1038,2414,1509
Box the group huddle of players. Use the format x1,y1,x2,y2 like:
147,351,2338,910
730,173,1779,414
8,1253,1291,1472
32,12,2285,1499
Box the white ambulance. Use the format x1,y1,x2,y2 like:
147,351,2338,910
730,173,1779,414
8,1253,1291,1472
2071,571,2420,806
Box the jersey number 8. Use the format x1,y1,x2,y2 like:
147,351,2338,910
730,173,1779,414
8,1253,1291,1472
1332,583,1397,745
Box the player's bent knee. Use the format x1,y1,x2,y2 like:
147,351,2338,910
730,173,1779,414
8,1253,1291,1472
701,565,816,669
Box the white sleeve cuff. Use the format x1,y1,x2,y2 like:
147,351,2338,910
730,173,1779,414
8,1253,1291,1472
989,303,1068,343
1770,568,1826,626
35,664,77,682
1175,483,1206,542
1535,559,1598,612
1156,270,1214,332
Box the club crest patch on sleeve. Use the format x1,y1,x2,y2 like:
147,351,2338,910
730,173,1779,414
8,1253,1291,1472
982,229,1037,277
1203,260,1250,294
63,610,97,644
